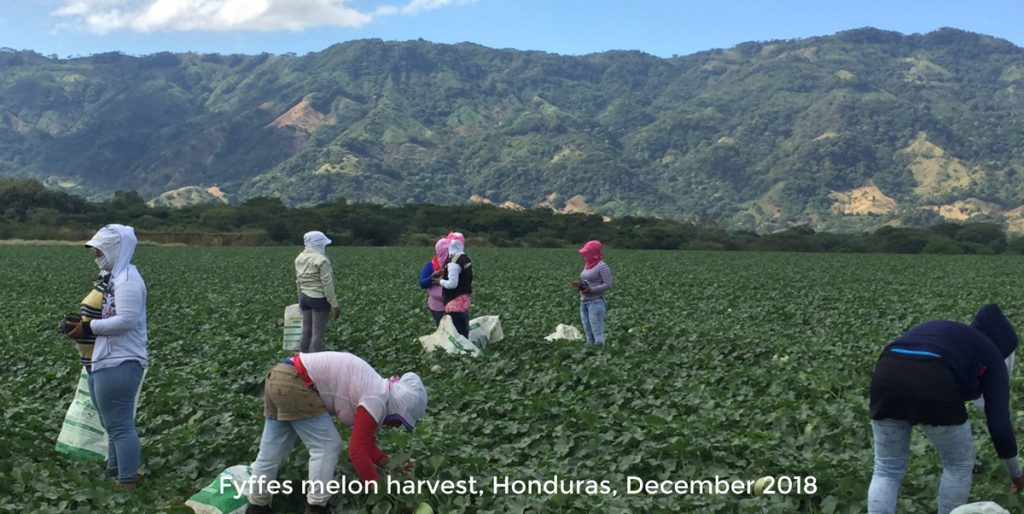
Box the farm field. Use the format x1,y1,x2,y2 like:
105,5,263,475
2,245,1024,513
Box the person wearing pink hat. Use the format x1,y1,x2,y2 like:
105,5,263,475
438,231,473,338
572,240,613,345
418,237,450,326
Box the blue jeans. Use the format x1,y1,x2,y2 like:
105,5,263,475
868,419,974,514
299,294,331,353
87,360,144,484
580,298,607,344
248,413,343,507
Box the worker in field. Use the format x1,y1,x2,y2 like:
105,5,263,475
571,240,613,345
867,304,1024,514
244,351,427,514
64,224,148,491
437,231,473,338
418,236,450,326
294,231,340,352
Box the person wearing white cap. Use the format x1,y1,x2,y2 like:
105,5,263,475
245,351,428,514
294,231,340,352
65,224,148,490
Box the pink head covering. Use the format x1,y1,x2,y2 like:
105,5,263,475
579,240,603,269
432,238,450,271
446,231,465,245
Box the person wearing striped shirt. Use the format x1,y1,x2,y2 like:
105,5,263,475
573,240,613,345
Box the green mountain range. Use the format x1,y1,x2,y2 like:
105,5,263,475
3,27,1024,232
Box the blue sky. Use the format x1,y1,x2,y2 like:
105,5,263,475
2,0,1023,59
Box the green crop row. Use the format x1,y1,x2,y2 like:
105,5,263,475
2,246,1023,512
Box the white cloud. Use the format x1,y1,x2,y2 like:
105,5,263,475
51,0,380,33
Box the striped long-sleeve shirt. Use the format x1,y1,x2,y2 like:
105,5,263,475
579,261,612,300
76,275,109,369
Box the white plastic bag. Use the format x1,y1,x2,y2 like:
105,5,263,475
545,324,584,342
185,465,252,514
419,315,482,357
468,315,504,349
56,366,147,459
950,502,1010,514
283,303,302,351
55,367,106,459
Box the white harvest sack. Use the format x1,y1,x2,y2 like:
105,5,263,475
545,324,583,341
468,315,503,349
55,368,106,459
419,315,482,357
56,366,146,459
950,502,1010,514
283,303,302,351
186,465,252,514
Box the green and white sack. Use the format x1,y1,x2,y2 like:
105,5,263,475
186,465,252,514
419,315,482,357
56,366,146,459
468,315,503,349
55,367,106,459
283,303,302,351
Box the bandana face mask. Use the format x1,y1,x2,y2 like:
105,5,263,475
93,250,112,272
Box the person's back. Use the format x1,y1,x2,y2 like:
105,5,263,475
295,250,332,297
868,304,1023,514
294,231,339,352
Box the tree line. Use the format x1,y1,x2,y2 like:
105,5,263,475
0,179,1020,254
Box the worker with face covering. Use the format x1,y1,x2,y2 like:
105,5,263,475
295,231,340,352
438,232,473,338
572,240,613,345
245,351,428,514
65,224,148,490
418,237,451,326
868,304,1024,514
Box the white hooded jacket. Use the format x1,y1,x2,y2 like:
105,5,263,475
86,225,148,371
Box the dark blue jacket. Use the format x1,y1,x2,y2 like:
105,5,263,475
418,261,434,289
885,304,1019,458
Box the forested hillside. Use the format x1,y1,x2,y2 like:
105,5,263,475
3,28,1024,232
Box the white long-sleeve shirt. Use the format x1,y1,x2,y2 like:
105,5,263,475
295,250,339,308
301,352,389,425
439,261,462,289
90,267,148,372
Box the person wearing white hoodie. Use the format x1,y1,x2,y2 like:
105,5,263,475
245,351,428,514
294,231,339,352
438,232,473,338
66,224,148,490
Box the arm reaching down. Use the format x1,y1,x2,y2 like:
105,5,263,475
349,406,389,481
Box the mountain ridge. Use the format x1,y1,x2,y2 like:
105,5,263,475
3,27,1024,231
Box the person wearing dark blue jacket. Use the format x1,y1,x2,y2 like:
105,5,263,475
417,238,449,326
868,304,1024,514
